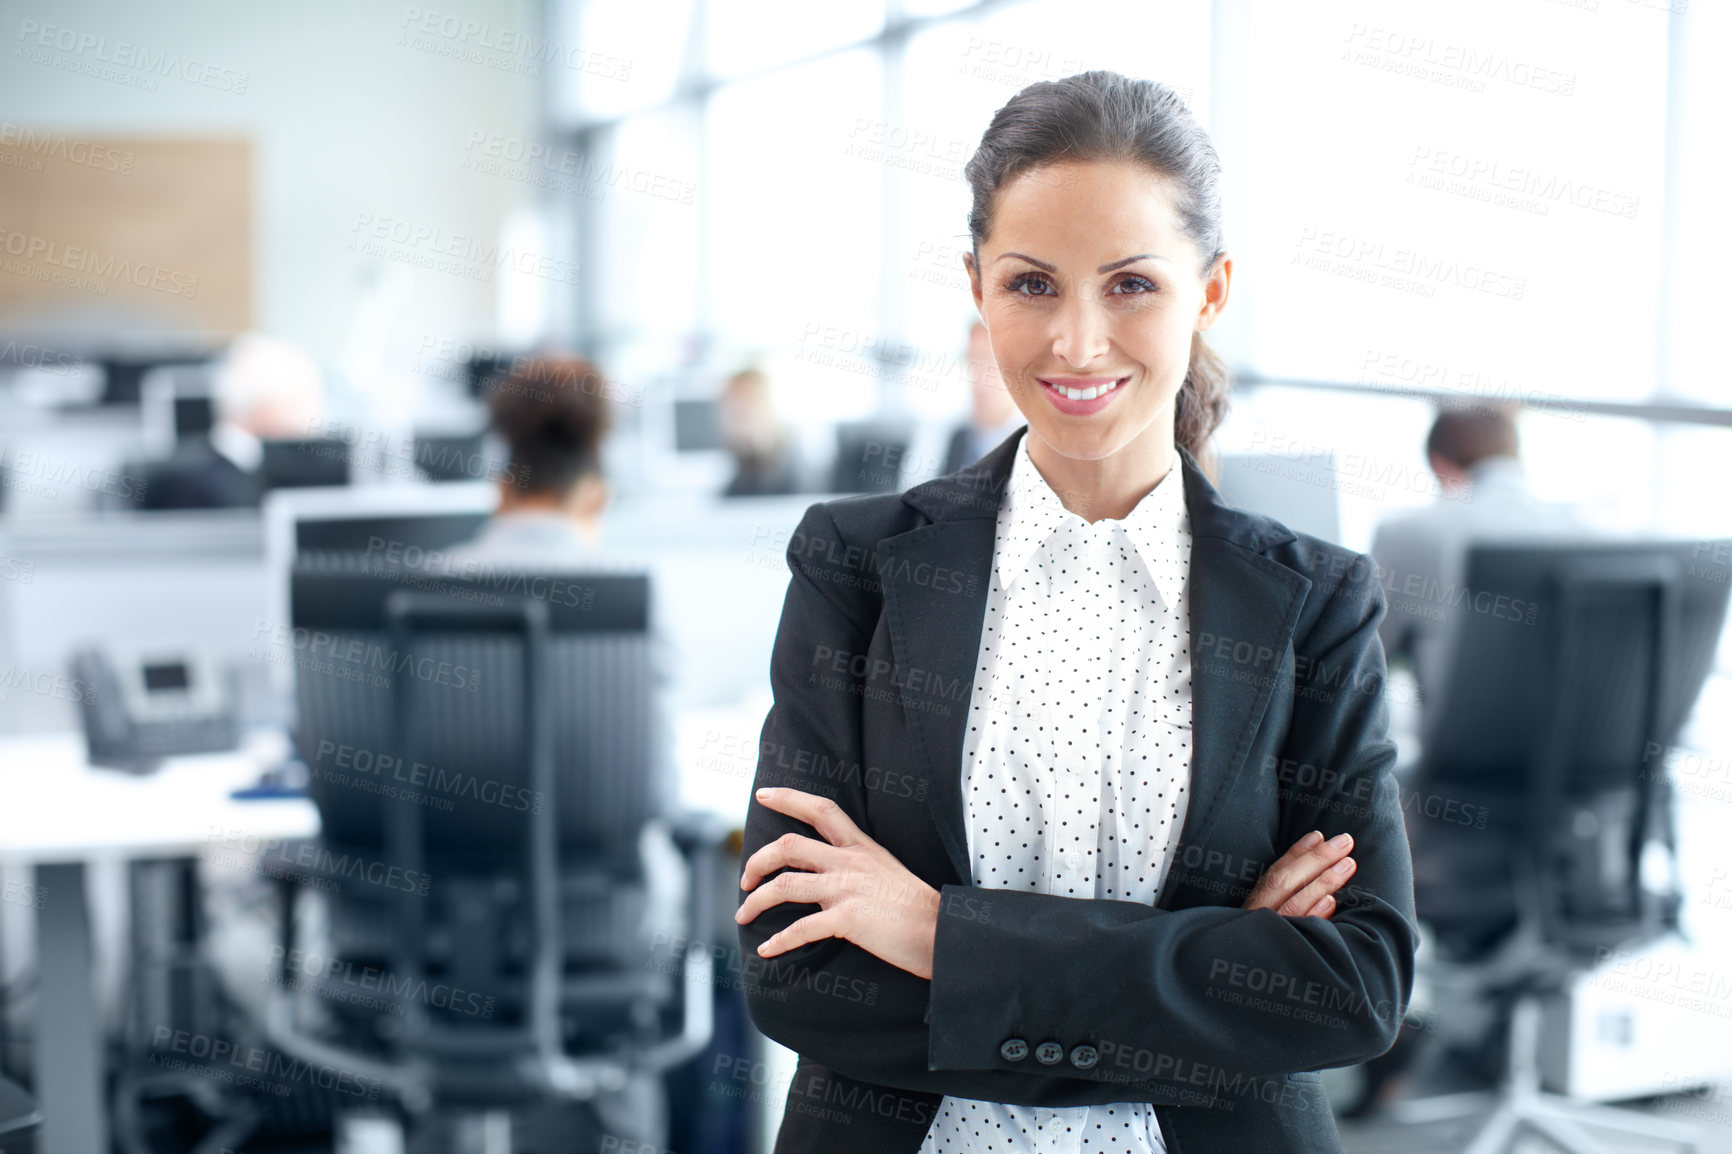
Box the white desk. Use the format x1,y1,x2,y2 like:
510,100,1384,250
0,730,318,1154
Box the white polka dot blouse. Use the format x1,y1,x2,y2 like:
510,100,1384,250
918,433,1193,1154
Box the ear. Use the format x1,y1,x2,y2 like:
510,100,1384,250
1195,251,1233,334
964,250,984,316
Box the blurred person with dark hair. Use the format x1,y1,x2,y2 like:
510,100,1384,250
137,332,327,509
940,320,1026,475
440,354,685,1146
719,366,804,496
1370,404,1590,716
445,354,614,563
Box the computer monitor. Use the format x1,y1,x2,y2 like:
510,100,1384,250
411,430,501,484
286,553,663,870
831,420,912,494
1214,451,1342,544
261,483,500,705
260,438,351,491
673,399,723,452
464,349,523,399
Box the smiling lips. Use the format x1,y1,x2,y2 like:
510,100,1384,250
1042,376,1125,401
1038,375,1129,414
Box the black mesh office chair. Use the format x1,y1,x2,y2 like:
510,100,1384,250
1389,541,1730,1152
260,556,724,1152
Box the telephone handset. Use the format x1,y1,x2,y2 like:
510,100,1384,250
70,647,240,771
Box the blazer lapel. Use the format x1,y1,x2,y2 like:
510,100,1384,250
890,426,1312,893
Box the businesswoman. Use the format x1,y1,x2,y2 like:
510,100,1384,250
735,71,1418,1153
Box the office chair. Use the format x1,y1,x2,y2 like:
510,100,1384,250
258,557,724,1153
1386,543,1730,1153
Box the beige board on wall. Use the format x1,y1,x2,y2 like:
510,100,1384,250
0,133,251,336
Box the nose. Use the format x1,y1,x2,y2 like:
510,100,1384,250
1050,290,1110,368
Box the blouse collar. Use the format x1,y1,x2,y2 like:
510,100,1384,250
993,432,1189,610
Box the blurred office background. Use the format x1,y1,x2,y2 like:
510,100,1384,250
1,0,1730,1151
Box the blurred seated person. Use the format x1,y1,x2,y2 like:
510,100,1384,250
719,367,803,496
136,333,326,509
443,354,613,566
1370,404,1590,723
941,320,1025,475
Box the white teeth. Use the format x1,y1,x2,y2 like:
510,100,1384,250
1053,380,1119,401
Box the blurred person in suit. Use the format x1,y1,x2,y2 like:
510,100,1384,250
940,320,1026,474
137,332,327,509
1370,404,1590,722
718,366,804,496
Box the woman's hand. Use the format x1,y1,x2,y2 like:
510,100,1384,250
735,786,941,980
1242,830,1357,919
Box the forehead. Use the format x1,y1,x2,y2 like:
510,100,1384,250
985,159,1190,260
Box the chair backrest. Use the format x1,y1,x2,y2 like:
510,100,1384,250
289,552,664,878
1421,540,1731,956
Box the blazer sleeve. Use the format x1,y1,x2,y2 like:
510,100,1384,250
737,503,1218,1106
925,559,1421,1083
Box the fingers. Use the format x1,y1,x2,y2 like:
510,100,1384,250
1277,855,1357,917
753,909,842,958
739,830,843,892
735,869,827,926
1244,830,1355,912
753,787,865,851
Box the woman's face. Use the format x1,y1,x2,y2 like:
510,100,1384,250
964,159,1230,463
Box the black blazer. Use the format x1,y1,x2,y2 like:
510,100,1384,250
737,425,1418,1153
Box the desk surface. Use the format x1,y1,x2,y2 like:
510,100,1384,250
0,729,318,865
0,694,766,866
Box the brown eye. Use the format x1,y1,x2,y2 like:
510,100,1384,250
1007,273,1053,296
1114,275,1157,294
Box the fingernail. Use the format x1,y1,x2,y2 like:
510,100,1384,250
1328,832,1352,850
756,788,770,799
1332,857,1355,874
1302,830,1323,849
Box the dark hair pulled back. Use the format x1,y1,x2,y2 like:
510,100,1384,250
963,70,1230,460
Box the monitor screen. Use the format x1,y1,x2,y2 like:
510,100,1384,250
142,662,191,692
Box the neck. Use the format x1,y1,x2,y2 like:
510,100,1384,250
496,486,601,539
1023,421,1178,523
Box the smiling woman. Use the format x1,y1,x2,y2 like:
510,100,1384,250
736,71,1417,1154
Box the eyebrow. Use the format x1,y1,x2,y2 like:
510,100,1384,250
995,252,1169,273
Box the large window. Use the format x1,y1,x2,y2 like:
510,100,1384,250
548,0,1724,520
